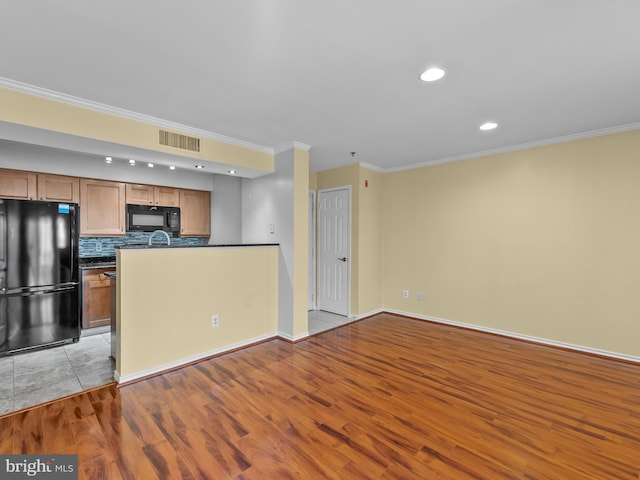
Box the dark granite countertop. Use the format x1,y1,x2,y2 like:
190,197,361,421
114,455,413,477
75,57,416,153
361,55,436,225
116,243,278,250
79,256,116,269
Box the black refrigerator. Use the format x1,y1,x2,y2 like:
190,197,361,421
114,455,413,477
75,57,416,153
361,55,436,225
0,199,81,355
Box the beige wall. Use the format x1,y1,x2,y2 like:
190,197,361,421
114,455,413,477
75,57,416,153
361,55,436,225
357,167,384,315
9,85,640,359
383,129,640,357
116,246,278,381
293,148,310,336
309,171,318,190
1,88,274,173
242,146,309,339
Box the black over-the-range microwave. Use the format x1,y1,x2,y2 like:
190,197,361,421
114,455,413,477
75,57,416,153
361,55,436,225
126,204,180,234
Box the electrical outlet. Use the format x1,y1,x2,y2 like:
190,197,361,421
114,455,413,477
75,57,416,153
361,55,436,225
417,291,424,301
403,290,409,299
211,315,219,328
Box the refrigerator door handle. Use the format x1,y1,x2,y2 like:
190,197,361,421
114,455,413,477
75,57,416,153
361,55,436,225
0,207,6,270
46,284,79,294
4,283,78,296
70,204,78,282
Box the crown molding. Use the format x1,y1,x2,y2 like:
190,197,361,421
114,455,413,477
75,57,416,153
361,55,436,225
385,121,640,174
5,76,638,174
0,76,274,155
358,162,385,173
293,141,312,151
274,141,312,154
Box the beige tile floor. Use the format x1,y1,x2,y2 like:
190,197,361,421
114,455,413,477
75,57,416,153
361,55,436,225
0,329,113,416
308,309,355,334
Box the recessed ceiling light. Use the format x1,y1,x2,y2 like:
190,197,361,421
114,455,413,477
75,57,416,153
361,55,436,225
195,165,204,169
128,159,136,165
169,165,176,170
147,163,154,168
420,67,446,82
228,169,237,175
105,156,112,164
479,122,498,131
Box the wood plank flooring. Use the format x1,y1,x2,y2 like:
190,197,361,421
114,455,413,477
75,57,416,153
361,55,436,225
1,313,640,479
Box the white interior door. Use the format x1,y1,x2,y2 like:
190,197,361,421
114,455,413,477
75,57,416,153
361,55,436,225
308,190,316,310
317,187,350,316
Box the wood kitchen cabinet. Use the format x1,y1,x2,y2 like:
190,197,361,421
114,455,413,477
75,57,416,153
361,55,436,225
0,169,79,202
81,267,115,329
179,189,210,237
0,169,37,200
125,184,179,207
80,178,126,236
36,173,79,203
2,168,211,237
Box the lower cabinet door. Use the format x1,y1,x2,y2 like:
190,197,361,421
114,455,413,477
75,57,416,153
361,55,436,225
81,269,114,329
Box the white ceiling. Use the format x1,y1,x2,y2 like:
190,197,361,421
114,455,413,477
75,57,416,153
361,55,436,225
1,1,640,173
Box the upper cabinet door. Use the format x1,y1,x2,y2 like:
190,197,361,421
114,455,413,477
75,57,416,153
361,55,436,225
156,186,180,207
80,179,126,237
1,169,79,203
0,169,37,200
179,189,211,237
125,184,154,205
37,174,79,203
126,184,179,207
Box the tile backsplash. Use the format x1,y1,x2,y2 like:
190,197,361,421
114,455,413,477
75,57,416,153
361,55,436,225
79,232,207,257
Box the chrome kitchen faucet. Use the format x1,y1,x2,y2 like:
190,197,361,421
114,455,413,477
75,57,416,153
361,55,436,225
148,230,171,246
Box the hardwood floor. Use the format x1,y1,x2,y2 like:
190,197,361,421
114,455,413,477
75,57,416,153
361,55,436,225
1,313,639,479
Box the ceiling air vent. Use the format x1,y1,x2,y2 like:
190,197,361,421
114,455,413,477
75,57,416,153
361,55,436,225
159,130,201,152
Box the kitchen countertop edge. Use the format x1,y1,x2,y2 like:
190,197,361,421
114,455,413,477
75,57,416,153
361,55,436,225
115,243,279,250
79,263,117,270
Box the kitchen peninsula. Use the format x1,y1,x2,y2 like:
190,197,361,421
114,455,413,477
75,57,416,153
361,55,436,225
113,244,279,383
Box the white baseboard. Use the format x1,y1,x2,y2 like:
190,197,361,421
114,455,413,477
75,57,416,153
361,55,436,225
278,331,309,342
116,332,279,384
115,310,640,385
355,308,385,320
385,309,640,365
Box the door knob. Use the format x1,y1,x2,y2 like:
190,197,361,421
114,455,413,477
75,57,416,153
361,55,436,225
338,257,347,262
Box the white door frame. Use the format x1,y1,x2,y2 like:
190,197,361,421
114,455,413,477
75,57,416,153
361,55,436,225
317,185,351,317
308,190,316,311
